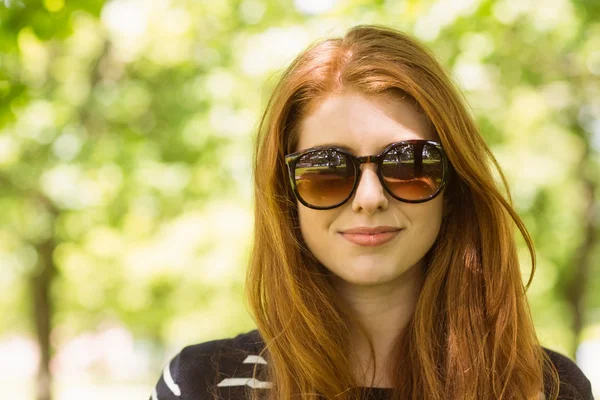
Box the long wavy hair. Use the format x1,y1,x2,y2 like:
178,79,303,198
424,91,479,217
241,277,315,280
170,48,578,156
244,24,560,400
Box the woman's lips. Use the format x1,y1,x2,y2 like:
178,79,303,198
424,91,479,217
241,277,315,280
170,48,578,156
340,230,402,246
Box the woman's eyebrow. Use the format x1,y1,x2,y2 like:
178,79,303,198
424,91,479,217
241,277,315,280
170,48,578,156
307,141,400,152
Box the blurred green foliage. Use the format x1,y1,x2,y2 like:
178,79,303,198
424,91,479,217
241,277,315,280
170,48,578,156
0,0,599,396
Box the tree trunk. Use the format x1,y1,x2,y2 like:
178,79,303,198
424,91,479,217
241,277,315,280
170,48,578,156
563,141,598,357
30,210,57,400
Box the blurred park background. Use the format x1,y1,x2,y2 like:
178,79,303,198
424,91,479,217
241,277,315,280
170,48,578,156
0,0,599,398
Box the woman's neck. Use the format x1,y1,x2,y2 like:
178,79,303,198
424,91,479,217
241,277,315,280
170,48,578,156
332,262,424,387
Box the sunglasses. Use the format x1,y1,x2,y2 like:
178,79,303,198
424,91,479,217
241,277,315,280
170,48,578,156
284,140,449,210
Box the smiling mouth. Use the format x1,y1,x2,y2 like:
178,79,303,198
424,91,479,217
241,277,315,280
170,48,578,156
340,229,403,246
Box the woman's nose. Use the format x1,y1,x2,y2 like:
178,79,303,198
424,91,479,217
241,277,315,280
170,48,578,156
351,163,389,214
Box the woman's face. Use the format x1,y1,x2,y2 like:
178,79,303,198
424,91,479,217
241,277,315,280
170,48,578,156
295,92,445,288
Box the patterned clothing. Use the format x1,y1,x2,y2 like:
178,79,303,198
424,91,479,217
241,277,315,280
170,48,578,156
150,329,594,400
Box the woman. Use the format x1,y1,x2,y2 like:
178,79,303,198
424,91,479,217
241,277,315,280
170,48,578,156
151,25,594,400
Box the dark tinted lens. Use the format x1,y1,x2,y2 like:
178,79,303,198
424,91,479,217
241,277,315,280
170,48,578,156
294,150,355,207
380,142,444,201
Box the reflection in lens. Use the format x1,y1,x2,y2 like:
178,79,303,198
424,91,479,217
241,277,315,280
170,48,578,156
295,150,355,207
381,142,444,200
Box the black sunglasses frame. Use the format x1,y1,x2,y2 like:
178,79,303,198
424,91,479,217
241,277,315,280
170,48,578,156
284,140,449,210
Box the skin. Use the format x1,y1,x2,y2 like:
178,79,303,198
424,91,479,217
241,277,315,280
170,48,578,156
295,91,446,387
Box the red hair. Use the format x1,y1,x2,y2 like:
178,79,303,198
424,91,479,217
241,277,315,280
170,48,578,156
244,24,560,399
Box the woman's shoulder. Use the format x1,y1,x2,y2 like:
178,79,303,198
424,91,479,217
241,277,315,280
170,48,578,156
150,329,268,400
542,346,594,400
150,335,595,400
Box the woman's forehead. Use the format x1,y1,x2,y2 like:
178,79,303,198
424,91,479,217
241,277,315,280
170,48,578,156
295,92,437,153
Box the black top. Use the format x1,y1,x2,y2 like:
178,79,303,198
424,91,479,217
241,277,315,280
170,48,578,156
150,329,594,400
